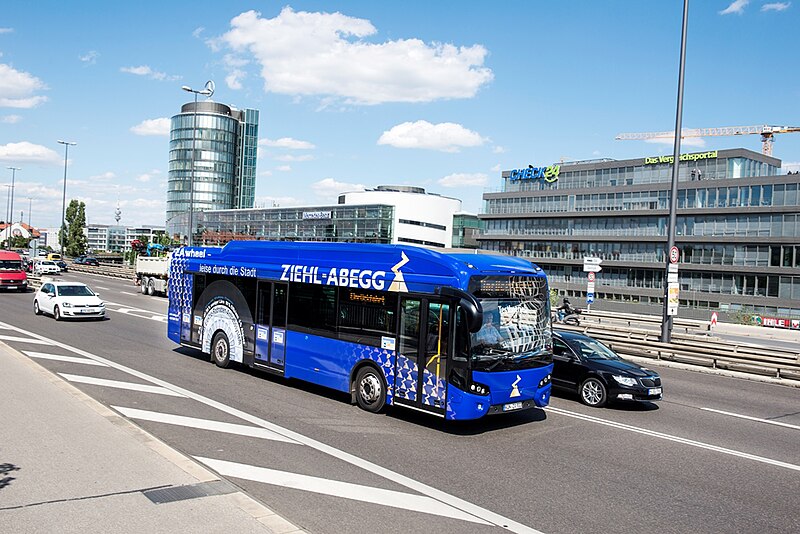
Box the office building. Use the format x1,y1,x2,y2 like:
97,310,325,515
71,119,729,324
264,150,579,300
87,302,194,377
167,101,259,241
198,185,468,249
84,224,166,253
480,148,800,320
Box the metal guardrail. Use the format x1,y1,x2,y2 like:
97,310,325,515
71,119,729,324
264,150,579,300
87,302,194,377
557,320,800,381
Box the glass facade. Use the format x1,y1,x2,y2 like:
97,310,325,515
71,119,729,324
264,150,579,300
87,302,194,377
198,205,395,245
167,102,259,241
480,149,800,319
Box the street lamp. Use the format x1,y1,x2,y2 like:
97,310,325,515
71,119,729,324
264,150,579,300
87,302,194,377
180,80,214,247
7,166,20,226
27,197,33,228
57,140,77,254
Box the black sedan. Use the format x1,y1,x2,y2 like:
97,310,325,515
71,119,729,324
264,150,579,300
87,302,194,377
74,257,100,266
552,330,662,407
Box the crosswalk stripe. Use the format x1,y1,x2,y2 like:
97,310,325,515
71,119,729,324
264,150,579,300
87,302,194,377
24,351,108,366
0,335,51,345
58,373,185,397
194,457,492,525
113,407,298,444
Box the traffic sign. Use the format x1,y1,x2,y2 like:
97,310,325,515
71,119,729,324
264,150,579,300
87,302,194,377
669,246,680,264
587,272,595,282
586,292,594,304
583,264,602,273
584,256,602,265
710,311,718,327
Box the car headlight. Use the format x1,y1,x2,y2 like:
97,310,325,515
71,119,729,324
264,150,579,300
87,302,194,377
612,375,638,387
98,302,105,307
62,302,72,307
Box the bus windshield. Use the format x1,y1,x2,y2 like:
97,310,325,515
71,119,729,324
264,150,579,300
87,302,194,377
468,275,551,371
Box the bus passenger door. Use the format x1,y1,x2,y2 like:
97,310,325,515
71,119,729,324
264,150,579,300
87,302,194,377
394,298,449,416
254,281,288,373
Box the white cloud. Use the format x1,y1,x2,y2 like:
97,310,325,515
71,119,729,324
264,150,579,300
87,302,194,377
2,115,22,124
120,65,178,81
311,178,365,200
131,117,170,136
87,172,116,181
259,137,315,149
226,71,245,90
193,27,205,39
255,195,303,208
762,2,791,11
136,170,161,183
492,146,506,154
213,8,493,105
275,165,292,172
644,137,707,148
0,28,13,34
274,154,314,162
490,164,502,172
79,51,99,64
378,120,486,153
438,172,489,188
720,0,749,14
0,64,48,108
0,142,62,164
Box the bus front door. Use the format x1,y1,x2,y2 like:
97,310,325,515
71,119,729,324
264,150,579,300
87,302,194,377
254,282,288,373
395,298,450,416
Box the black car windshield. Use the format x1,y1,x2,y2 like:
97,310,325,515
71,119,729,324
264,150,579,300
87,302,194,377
57,285,95,297
468,275,551,371
0,259,22,270
566,337,621,360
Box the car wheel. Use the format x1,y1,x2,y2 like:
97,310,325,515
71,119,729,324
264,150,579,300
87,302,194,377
53,305,62,321
579,377,607,407
34,300,42,315
211,331,230,368
354,366,386,413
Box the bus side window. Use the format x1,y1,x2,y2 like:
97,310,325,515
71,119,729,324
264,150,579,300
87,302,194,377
399,299,420,363
453,306,469,362
257,283,271,325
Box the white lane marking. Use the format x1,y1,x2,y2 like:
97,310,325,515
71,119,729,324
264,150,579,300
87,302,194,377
546,406,800,472
0,335,50,345
114,407,298,444
195,457,492,525
0,319,543,534
24,350,108,366
701,407,800,431
58,373,186,397
120,291,136,296
96,286,110,290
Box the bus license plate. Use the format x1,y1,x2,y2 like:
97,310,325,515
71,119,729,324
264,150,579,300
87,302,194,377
503,401,523,412
648,388,662,396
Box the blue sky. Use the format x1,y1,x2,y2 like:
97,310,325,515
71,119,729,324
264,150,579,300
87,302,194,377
1,0,798,228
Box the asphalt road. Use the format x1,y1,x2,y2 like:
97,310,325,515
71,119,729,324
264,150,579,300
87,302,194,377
2,272,799,534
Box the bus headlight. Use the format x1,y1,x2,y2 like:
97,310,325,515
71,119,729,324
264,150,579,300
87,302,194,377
469,382,490,396
538,374,551,388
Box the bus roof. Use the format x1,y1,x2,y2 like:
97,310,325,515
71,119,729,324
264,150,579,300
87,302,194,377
175,241,544,294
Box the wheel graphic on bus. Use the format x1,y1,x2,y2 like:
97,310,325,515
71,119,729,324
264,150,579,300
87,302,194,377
202,300,244,366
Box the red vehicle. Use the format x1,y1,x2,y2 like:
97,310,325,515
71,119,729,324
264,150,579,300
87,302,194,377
0,250,28,292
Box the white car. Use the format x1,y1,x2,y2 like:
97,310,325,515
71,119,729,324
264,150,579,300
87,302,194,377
33,260,60,275
33,281,106,321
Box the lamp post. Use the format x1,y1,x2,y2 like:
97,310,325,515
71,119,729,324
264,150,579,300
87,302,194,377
180,80,214,247
57,140,77,254
660,0,689,343
27,197,33,228
7,166,20,227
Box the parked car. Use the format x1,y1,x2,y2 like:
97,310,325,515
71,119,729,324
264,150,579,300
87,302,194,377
33,281,106,320
74,256,100,266
33,260,61,275
551,330,662,407
56,260,68,272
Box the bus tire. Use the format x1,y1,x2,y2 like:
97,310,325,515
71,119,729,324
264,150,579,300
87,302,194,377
354,366,386,413
211,330,231,368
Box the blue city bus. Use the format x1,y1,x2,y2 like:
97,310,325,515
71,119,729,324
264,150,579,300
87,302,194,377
167,241,553,420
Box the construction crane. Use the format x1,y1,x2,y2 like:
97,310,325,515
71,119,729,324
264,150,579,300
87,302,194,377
616,125,800,157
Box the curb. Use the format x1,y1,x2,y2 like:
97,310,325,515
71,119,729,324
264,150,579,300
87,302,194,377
3,342,305,534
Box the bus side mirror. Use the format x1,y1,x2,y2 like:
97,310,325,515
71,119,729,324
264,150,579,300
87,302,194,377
436,286,483,333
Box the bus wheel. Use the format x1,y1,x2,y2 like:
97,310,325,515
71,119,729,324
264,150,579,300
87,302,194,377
211,331,230,368
355,366,385,413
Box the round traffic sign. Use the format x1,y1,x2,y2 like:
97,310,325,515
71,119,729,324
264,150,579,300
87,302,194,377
669,246,680,264
588,272,595,282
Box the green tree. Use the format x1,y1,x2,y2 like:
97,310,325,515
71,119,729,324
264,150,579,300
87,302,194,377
62,199,88,257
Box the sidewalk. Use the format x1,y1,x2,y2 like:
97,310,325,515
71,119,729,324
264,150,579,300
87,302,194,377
0,343,302,534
